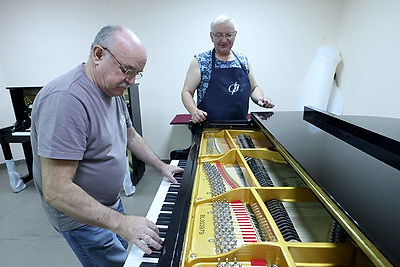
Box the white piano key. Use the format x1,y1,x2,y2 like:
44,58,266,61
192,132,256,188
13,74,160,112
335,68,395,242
11,131,31,136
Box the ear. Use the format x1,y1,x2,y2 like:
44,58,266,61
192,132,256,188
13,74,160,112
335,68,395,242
92,46,105,63
209,32,213,42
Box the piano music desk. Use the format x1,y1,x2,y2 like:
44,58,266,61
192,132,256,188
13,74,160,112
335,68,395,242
169,114,192,160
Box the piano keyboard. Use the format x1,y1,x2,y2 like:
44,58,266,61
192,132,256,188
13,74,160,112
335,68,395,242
124,159,186,267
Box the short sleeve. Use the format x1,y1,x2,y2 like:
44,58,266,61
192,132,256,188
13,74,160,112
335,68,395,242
36,91,88,160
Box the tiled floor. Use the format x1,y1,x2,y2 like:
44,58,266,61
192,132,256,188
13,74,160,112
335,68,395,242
0,160,163,267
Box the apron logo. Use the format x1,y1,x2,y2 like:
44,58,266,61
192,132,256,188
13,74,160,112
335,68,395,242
228,82,240,95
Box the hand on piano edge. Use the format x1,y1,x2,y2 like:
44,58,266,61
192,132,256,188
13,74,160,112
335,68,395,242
159,163,184,184
118,215,162,255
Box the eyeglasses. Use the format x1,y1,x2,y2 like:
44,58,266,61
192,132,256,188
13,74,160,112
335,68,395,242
101,46,143,80
211,31,237,40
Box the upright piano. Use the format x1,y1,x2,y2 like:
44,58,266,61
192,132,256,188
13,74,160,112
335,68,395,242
126,106,399,267
0,85,146,188
0,86,41,184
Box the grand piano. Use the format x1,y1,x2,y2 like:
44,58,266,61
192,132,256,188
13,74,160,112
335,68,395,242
126,106,399,267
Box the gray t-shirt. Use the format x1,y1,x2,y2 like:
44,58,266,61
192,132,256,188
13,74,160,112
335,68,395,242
31,64,132,230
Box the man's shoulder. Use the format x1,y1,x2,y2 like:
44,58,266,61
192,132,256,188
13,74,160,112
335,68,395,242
232,50,248,61
196,50,212,68
197,50,212,59
42,65,83,90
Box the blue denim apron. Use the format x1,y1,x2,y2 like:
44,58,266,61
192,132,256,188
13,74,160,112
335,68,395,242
197,49,251,121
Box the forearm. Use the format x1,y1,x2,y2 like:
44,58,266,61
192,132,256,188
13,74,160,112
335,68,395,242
51,183,123,230
41,157,163,254
181,90,199,115
41,158,124,232
127,131,164,170
250,86,265,104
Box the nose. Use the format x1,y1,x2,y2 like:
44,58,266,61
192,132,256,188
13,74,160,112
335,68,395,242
219,36,230,43
124,76,136,85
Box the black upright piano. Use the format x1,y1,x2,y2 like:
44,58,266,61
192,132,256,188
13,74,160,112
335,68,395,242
133,106,399,267
0,86,41,184
0,85,146,188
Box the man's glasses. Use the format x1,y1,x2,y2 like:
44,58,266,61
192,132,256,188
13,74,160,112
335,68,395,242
102,46,143,80
211,31,237,40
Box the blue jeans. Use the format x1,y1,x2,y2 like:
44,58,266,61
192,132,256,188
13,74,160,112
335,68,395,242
57,200,129,267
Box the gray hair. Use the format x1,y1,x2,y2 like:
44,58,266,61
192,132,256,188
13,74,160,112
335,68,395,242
210,14,236,32
90,25,123,55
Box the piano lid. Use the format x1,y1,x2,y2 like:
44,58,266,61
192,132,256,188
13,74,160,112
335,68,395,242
252,107,400,266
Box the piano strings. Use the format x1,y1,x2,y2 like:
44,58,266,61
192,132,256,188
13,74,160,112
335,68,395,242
265,199,301,242
126,126,380,266
182,131,355,266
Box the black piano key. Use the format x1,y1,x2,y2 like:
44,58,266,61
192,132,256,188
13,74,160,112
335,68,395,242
142,245,163,260
158,227,168,235
143,251,161,258
174,172,183,177
142,246,162,258
177,160,186,167
168,187,179,192
156,220,170,226
164,197,176,203
165,193,177,200
161,203,174,211
158,212,171,218
139,263,157,267
157,219,170,225
148,246,162,252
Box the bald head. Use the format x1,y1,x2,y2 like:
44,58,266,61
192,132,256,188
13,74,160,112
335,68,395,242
90,25,146,62
112,27,147,68
86,25,147,97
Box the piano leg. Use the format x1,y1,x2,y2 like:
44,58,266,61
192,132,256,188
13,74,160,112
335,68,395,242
5,159,26,193
1,136,26,193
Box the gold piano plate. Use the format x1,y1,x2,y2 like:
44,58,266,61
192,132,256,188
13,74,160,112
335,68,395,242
193,148,306,201
179,127,389,267
200,129,274,155
182,187,375,267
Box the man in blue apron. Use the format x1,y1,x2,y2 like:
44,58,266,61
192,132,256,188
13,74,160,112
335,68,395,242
181,14,274,123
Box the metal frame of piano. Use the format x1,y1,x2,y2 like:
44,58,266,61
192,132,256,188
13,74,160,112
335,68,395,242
132,106,398,267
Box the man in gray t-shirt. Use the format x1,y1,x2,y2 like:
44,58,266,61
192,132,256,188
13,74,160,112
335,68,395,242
31,25,182,267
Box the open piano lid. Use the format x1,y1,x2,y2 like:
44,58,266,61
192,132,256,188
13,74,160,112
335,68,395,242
251,106,400,266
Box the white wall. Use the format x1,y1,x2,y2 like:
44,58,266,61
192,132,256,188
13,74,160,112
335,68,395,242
5,0,396,163
336,0,400,118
